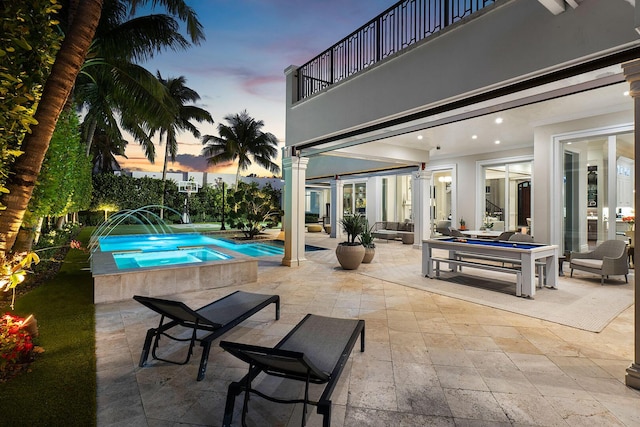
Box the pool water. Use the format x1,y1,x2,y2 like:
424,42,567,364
98,233,287,258
113,248,231,269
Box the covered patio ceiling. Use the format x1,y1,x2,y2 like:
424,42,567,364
302,65,633,181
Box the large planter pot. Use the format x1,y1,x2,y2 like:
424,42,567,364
336,244,365,270
362,246,375,263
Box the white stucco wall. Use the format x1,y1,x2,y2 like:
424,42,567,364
286,0,638,147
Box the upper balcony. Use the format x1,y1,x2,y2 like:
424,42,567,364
297,0,496,101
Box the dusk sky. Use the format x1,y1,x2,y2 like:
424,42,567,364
118,0,393,175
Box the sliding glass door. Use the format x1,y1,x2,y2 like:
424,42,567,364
481,161,532,233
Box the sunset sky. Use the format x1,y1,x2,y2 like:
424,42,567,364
119,0,393,176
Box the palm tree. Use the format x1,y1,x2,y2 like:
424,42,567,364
0,0,204,257
154,72,213,211
89,128,127,174
0,0,103,258
202,110,281,189
76,0,203,161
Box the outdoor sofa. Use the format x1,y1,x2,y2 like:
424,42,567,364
371,221,414,243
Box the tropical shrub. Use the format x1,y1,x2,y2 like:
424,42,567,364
226,182,281,239
359,220,375,248
0,0,62,201
339,214,366,245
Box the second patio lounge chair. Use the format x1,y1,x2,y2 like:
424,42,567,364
221,314,365,427
133,290,280,381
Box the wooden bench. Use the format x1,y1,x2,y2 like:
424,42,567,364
221,314,365,427
431,257,524,296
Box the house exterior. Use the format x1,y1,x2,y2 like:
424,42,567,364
127,170,284,191
281,0,640,390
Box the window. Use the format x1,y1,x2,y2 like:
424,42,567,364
481,161,532,233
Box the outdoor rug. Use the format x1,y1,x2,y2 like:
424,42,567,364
361,263,634,332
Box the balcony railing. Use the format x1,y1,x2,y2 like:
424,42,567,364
297,0,495,101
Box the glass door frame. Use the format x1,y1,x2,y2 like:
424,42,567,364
425,163,457,233
476,155,533,233
552,123,633,253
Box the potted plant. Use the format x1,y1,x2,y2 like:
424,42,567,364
336,214,366,270
359,220,376,263
459,217,466,230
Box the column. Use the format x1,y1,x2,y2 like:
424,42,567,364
366,176,382,228
330,177,343,239
412,170,433,248
622,59,640,390
281,154,309,267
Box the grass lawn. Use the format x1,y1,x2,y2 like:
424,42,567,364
0,227,96,426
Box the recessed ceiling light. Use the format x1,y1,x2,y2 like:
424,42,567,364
471,134,478,139
495,117,503,124
567,142,572,145
623,91,630,96
417,135,423,140
494,140,501,144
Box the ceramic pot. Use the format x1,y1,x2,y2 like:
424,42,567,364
335,244,365,270
362,246,375,263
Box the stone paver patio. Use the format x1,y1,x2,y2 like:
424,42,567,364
96,232,640,426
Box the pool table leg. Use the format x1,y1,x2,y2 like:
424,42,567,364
521,255,535,298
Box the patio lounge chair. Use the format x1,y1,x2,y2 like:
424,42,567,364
221,314,365,427
570,239,629,285
133,291,280,381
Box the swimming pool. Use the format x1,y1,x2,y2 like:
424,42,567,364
112,248,231,269
98,233,285,258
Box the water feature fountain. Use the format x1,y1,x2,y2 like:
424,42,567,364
90,205,258,304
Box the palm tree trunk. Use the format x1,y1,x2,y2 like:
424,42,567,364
0,0,103,259
160,133,170,219
84,117,98,156
235,165,241,190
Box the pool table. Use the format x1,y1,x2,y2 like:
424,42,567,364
422,237,559,298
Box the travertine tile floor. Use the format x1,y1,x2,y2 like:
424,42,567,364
96,233,640,426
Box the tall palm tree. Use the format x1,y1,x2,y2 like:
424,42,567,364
76,0,202,161
202,110,281,189
154,73,213,211
0,0,103,258
0,0,204,257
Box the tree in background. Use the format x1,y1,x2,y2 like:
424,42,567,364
153,73,213,213
202,110,281,189
26,109,92,246
76,0,205,162
0,0,205,259
88,128,127,174
188,185,219,223
0,0,63,206
89,174,182,223
0,0,102,258
226,182,281,239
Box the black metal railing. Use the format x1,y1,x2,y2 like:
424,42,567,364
297,0,495,101
485,199,503,217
